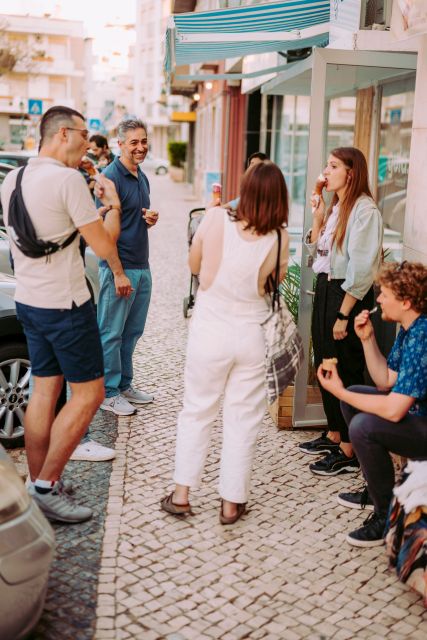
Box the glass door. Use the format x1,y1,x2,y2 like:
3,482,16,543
289,49,417,428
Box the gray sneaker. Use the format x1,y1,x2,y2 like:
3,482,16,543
29,483,92,523
121,385,154,404
100,394,136,416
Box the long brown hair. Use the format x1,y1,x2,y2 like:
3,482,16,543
233,160,289,234
326,147,374,252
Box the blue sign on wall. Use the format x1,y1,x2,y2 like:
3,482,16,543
89,118,101,131
28,99,43,115
390,109,402,125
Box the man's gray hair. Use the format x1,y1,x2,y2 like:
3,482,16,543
117,119,148,141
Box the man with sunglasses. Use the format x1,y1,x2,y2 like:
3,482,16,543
317,261,427,547
1,105,130,523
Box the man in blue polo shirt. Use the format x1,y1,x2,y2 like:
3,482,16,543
317,261,427,547
95,119,159,416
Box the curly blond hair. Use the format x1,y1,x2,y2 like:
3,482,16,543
377,261,427,314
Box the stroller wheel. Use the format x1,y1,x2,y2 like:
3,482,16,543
183,296,190,318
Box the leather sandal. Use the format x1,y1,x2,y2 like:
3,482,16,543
219,500,247,525
160,492,193,516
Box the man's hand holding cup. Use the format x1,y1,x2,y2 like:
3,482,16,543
143,208,159,226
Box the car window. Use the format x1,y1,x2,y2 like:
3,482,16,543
0,158,19,167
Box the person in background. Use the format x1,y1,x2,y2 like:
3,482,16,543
95,119,158,417
318,261,427,547
88,134,115,169
299,147,383,476
222,152,268,210
161,161,289,525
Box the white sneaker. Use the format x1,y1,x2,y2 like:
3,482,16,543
121,385,154,404
69,439,116,462
100,394,136,416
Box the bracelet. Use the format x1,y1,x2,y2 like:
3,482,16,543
336,311,350,321
106,204,121,213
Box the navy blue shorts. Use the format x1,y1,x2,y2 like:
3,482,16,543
15,299,104,383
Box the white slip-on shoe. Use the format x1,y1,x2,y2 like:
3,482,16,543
121,386,154,404
69,439,116,462
100,395,136,416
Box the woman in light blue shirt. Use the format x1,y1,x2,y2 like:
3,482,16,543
299,147,383,477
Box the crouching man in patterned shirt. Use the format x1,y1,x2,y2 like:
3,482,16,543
317,261,427,547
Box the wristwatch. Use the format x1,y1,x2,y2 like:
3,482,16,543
336,311,350,320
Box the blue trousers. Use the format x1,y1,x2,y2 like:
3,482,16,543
97,267,152,398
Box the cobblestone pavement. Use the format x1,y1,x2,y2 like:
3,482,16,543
93,174,426,640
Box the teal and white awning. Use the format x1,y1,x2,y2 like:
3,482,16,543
165,1,330,76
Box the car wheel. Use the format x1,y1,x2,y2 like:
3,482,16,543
0,342,30,448
156,166,168,176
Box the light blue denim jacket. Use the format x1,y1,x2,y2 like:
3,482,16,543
304,195,383,300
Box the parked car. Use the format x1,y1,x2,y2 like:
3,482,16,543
0,150,37,168
0,162,15,226
0,278,30,448
0,443,55,639
141,152,169,175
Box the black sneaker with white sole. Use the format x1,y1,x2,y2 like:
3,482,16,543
346,512,386,547
309,449,360,476
337,485,374,511
298,431,341,455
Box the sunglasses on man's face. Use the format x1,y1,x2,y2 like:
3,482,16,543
64,127,89,141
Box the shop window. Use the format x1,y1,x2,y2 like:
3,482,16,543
245,90,261,163
326,96,356,156
273,95,310,228
377,87,414,236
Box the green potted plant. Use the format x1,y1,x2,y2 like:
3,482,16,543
167,141,187,182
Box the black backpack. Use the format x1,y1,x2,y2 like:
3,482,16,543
8,166,78,259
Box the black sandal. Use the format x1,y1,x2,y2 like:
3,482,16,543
219,500,247,525
160,492,193,516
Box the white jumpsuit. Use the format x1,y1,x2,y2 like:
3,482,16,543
174,210,278,503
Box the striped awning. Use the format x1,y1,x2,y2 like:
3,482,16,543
165,1,330,75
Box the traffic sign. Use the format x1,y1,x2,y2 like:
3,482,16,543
390,109,401,125
89,118,101,131
28,99,43,115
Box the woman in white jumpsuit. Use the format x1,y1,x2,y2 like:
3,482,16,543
161,161,289,524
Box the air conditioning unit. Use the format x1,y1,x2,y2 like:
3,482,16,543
360,0,392,29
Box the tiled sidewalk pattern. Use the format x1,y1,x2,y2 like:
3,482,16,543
94,175,426,639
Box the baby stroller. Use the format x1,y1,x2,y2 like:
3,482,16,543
183,207,205,318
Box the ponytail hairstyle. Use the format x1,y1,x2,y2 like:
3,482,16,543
326,147,374,252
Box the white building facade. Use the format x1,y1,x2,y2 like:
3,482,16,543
0,13,87,148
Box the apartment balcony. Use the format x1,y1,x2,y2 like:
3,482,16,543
0,96,28,115
14,58,84,77
0,95,77,116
